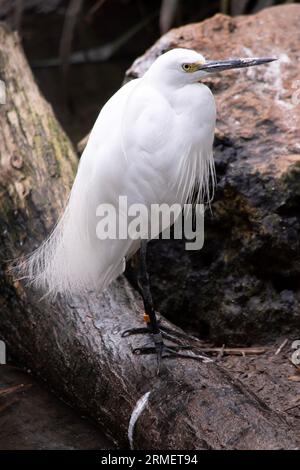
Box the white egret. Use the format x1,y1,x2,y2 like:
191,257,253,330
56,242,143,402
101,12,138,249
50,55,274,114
19,48,275,364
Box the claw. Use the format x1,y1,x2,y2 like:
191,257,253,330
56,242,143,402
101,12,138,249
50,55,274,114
121,321,213,374
122,324,190,345
161,347,213,363
133,346,156,355
131,338,213,373
121,327,149,338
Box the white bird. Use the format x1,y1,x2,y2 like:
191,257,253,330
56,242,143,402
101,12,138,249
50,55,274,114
19,48,275,363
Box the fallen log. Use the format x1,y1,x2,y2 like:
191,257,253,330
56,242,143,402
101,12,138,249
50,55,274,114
0,23,299,450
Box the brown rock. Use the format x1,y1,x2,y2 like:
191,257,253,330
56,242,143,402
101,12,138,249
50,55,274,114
126,5,300,344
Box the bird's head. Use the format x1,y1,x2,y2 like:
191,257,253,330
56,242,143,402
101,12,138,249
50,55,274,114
145,48,276,87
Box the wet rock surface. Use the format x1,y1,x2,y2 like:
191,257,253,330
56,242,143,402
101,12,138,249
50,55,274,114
126,4,300,345
220,337,300,439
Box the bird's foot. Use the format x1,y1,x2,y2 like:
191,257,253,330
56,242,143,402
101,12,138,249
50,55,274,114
134,335,212,375
122,322,212,374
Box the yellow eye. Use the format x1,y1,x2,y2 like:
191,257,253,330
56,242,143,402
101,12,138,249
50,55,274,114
182,63,191,72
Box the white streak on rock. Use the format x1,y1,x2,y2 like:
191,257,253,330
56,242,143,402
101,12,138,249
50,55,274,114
128,391,151,450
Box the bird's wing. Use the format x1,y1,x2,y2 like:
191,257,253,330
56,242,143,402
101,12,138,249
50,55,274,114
18,78,216,297
18,79,177,297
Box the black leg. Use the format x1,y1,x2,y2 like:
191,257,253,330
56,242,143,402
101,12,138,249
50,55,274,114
136,241,165,365
137,240,160,334
122,241,212,372
121,240,161,340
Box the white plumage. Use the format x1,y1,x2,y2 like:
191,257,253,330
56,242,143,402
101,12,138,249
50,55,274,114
18,49,215,297
18,48,274,297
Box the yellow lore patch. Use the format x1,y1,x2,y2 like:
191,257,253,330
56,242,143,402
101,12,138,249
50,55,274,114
182,60,205,73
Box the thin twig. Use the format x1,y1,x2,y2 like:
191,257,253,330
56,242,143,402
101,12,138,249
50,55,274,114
85,0,107,22
159,0,179,34
59,0,84,82
0,383,31,397
33,11,157,69
275,338,288,356
194,347,267,356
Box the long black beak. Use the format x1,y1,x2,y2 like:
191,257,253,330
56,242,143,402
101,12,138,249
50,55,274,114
199,57,277,73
